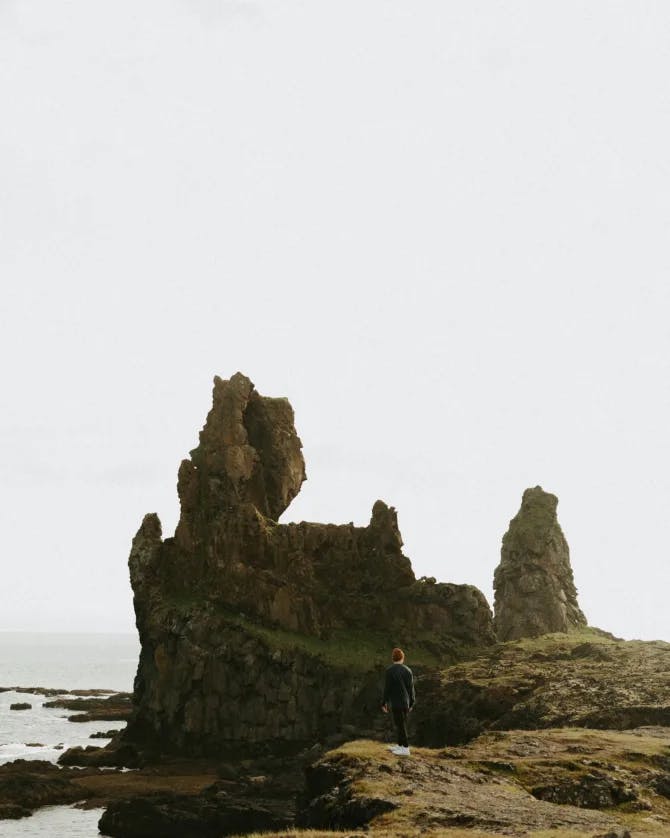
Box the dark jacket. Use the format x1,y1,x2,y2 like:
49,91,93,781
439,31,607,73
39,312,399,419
382,662,415,710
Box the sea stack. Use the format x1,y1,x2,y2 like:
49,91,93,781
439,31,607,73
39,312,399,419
122,373,494,755
493,486,586,641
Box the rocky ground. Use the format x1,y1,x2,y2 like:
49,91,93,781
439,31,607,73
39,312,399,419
1,629,669,836
293,729,670,836
8,378,661,834
0,750,307,834
414,629,670,746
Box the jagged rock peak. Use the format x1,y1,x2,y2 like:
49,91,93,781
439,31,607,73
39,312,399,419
182,372,306,521
122,373,496,755
493,486,586,641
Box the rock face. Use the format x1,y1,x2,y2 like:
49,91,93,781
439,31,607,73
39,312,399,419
414,631,670,747
493,486,586,641
122,372,494,755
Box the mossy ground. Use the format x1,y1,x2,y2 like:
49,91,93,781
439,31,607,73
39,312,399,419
234,833,616,838
253,731,670,837
418,627,670,738
231,832,603,838
127,621,670,834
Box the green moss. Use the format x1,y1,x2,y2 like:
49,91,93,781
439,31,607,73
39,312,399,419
214,609,458,671
154,589,478,671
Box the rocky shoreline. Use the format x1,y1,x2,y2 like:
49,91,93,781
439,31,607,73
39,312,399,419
2,629,670,836
4,373,669,836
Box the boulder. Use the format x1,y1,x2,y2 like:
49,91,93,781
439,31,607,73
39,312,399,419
0,760,82,819
493,486,586,641
98,787,292,838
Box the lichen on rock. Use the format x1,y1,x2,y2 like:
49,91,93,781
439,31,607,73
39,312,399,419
493,486,587,641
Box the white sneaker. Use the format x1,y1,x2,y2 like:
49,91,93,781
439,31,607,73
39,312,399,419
391,746,410,756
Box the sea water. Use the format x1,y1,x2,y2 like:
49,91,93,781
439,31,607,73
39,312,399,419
0,632,139,837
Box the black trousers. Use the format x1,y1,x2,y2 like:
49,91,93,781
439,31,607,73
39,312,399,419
392,707,409,747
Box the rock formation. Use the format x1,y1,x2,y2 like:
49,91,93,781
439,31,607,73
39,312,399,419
296,732,657,835
122,373,494,755
493,486,586,641
414,630,670,747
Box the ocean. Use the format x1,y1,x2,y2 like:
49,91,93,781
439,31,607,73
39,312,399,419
0,632,140,837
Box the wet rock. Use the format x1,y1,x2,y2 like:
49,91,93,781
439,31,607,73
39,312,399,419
9,703,31,711
58,743,143,769
91,729,122,739
494,486,587,641
45,693,132,723
44,694,130,711
0,803,31,819
67,708,131,723
98,791,292,838
0,760,81,819
1,686,116,696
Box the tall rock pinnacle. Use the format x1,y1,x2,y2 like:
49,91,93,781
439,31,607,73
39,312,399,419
182,371,306,521
493,486,586,641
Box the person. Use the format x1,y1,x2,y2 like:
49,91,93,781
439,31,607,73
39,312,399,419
381,646,415,756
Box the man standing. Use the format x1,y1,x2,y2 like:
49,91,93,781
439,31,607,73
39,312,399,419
381,647,415,756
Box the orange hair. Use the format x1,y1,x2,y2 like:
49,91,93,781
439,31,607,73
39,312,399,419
392,647,404,662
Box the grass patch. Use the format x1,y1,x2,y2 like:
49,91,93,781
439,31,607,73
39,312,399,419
159,596,469,671
224,613,440,670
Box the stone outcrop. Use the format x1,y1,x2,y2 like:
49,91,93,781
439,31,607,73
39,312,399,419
122,372,494,756
414,631,670,747
493,486,586,641
293,733,663,836
0,760,84,820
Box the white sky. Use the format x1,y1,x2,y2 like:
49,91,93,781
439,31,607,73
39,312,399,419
1,1,669,640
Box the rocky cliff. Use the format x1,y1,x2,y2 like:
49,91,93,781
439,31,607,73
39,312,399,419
493,486,587,641
122,373,494,755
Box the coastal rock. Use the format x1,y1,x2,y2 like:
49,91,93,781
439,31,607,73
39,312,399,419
493,486,586,641
45,693,132,723
43,694,130,711
98,791,292,838
97,757,303,838
58,743,142,768
0,760,82,819
9,703,31,710
122,373,494,756
1,687,116,697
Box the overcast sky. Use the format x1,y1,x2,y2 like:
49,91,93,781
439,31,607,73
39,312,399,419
1,1,669,640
